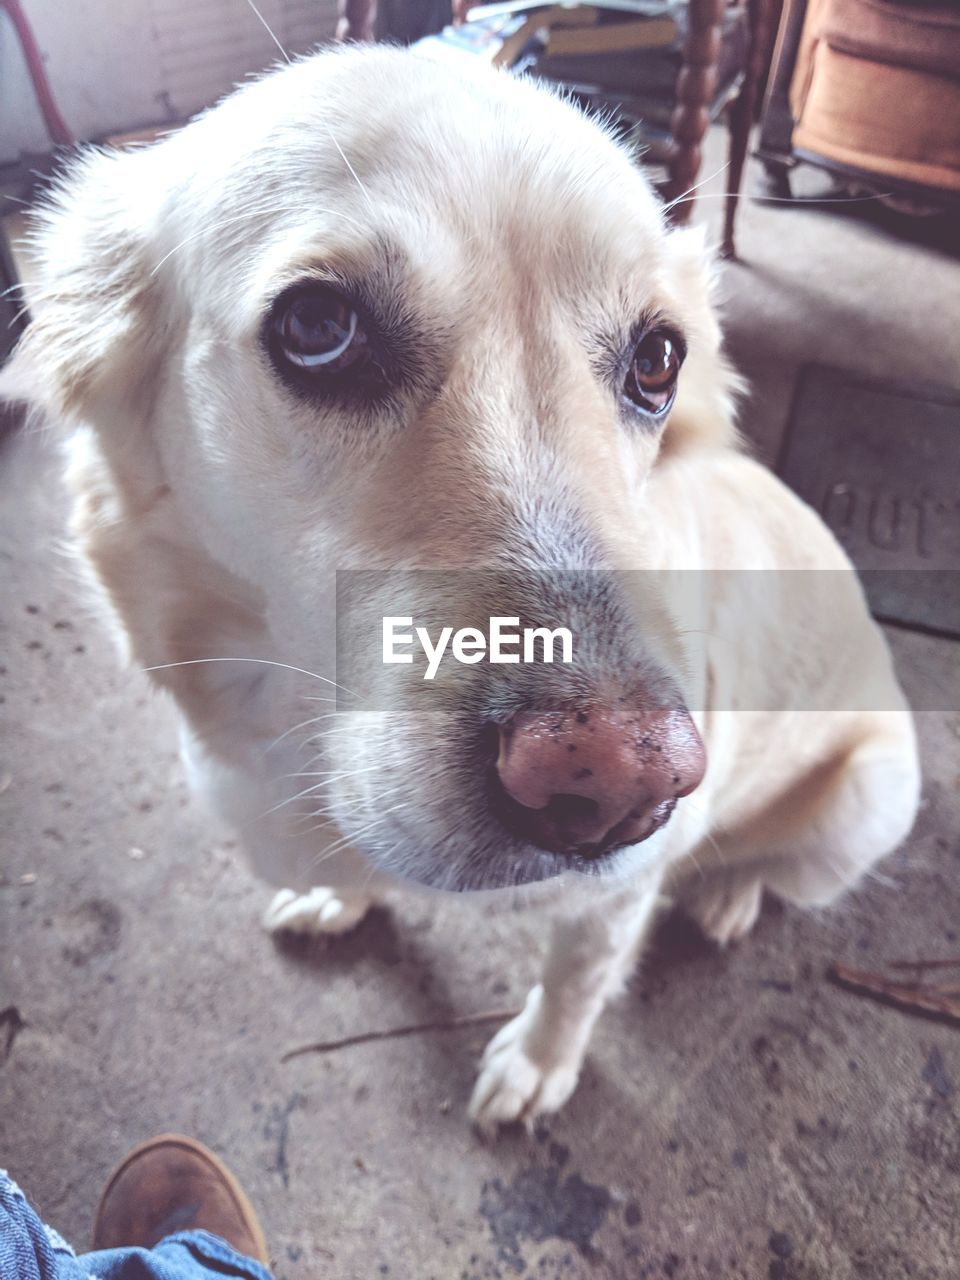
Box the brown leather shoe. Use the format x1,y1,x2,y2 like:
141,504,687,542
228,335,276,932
93,1134,269,1265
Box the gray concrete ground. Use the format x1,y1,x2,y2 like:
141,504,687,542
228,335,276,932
2,139,960,1280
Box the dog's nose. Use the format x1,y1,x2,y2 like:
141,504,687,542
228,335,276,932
491,704,705,856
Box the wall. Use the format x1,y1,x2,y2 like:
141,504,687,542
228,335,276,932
0,0,338,163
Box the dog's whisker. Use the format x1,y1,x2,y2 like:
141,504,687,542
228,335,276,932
241,0,372,211
682,843,706,880
269,768,412,832
865,868,899,890
151,204,371,279
322,125,374,210
149,206,368,278
259,783,337,820
287,765,381,781
701,829,727,868
306,779,409,819
359,858,380,892
666,190,895,209
307,802,411,862
662,159,731,212
678,792,728,868
149,212,274,276
302,816,387,861
142,656,362,700
259,766,387,819
0,279,33,301
295,768,389,797
820,850,855,887
263,711,346,755
243,0,291,63
7,304,33,330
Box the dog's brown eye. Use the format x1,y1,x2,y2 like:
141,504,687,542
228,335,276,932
624,329,682,415
273,287,370,373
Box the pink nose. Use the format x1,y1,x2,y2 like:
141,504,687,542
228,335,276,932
492,704,706,856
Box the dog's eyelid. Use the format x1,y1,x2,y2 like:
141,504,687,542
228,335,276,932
260,272,442,410
261,232,413,335
263,268,419,359
626,313,687,360
591,313,687,388
263,271,359,323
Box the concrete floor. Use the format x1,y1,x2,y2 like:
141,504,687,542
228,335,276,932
2,139,960,1279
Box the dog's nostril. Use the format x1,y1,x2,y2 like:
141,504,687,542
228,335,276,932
542,793,599,827
488,769,608,854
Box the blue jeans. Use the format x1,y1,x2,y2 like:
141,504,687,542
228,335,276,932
0,1172,274,1280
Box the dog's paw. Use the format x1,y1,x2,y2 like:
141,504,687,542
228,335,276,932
685,874,762,946
468,986,581,1133
262,887,371,936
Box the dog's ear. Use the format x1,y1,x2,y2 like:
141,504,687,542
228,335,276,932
9,146,165,428
661,224,744,456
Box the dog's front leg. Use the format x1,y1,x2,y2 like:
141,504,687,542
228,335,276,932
469,876,663,1131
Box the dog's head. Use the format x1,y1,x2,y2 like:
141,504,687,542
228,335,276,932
16,46,739,891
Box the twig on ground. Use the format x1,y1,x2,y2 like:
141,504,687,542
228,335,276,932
281,1007,521,1063
828,962,960,1028
0,1006,25,1063
888,956,960,973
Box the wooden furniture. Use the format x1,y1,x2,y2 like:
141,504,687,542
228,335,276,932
0,0,74,360
757,0,960,211
0,229,23,362
0,0,72,147
336,0,776,257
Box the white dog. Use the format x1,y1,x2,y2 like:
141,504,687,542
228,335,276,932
9,46,919,1129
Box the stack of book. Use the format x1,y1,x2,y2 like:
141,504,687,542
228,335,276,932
416,1,748,151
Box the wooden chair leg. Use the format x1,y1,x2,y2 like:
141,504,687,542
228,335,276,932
0,0,73,145
722,0,776,258
663,0,726,224
337,0,377,42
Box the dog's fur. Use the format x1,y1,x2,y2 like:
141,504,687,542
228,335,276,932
9,46,919,1128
